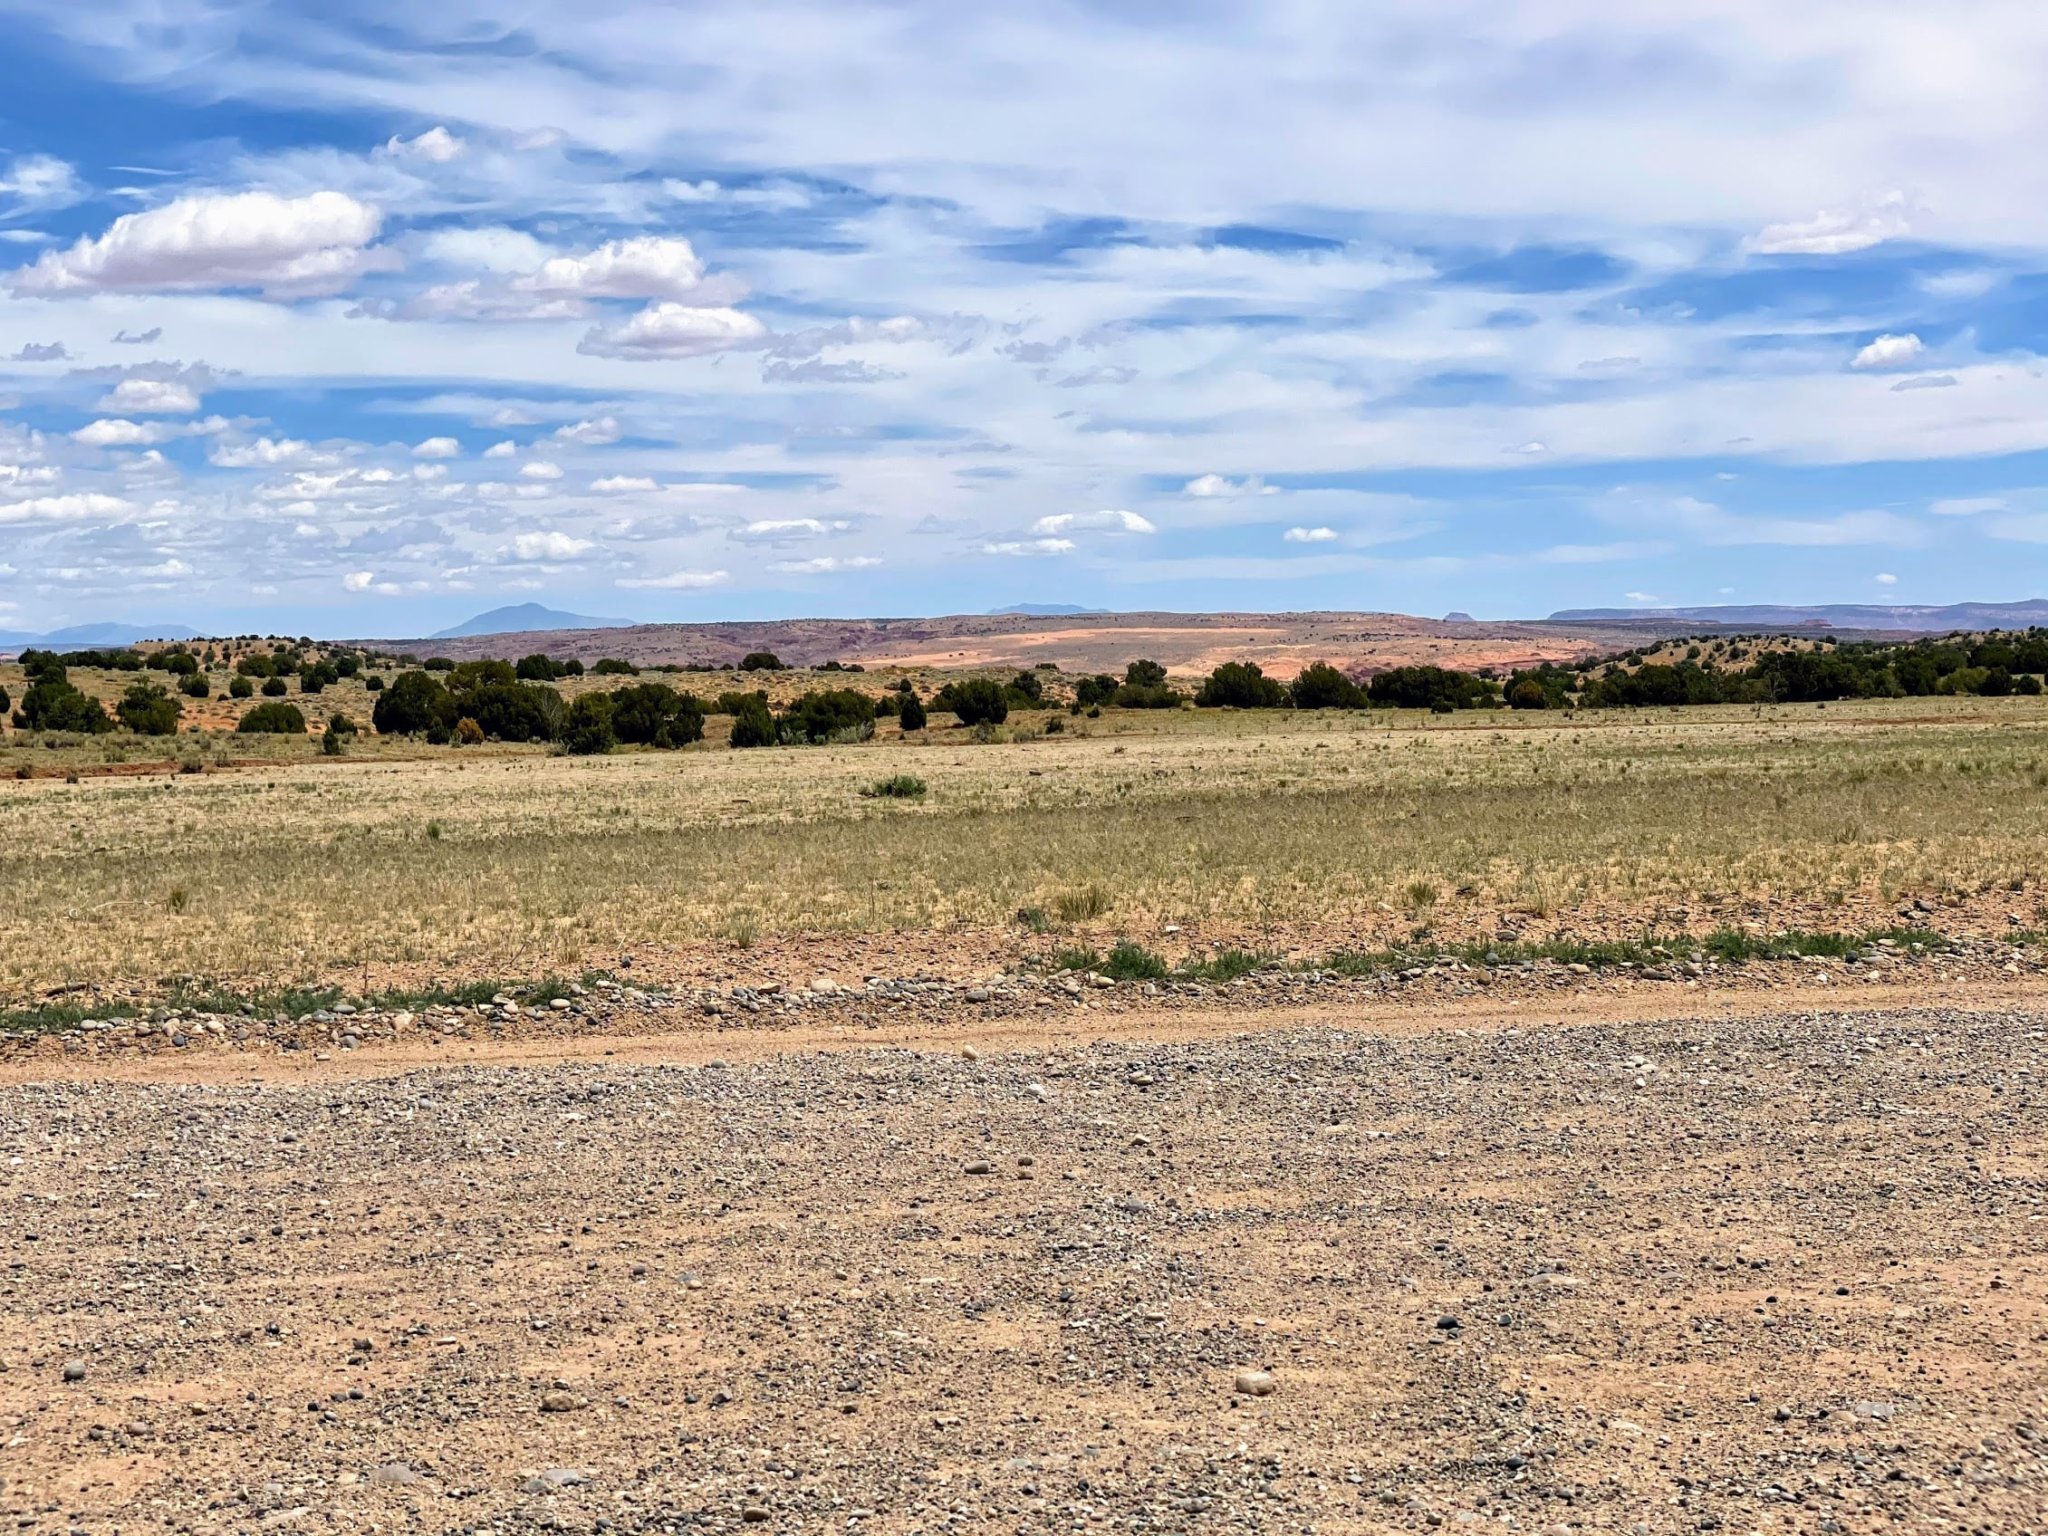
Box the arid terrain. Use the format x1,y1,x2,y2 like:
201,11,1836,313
7,665,2048,1534
3,982,2043,1534
368,609,1689,677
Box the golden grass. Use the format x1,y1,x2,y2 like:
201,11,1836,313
5,695,2048,1000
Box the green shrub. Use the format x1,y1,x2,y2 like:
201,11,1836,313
897,691,928,731
16,677,112,734
1289,661,1365,710
935,676,1007,726
1125,659,1167,688
0,685,8,715
457,682,559,742
260,676,288,697
117,680,183,736
780,688,876,744
1073,673,1119,708
1100,940,1168,981
592,657,639,676
862,774,927,799
326,712,359,736
729,696,777,748
562,692,618,755
715,689,767,715
739,651,786,672
372,670,450,735
364,674,385,692
228,675,253,698
179,674,210,699
237,701,306,735
1196,660,1289,708
607,682,705,748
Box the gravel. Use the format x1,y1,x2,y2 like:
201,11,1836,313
0,1002,2042,1532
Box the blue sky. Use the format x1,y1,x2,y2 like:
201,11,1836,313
3,3,2048,634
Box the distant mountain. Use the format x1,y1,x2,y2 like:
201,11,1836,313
1442,611,1476,623
0,621,198,651
1546,600,2048,633
431,603,630,640
987,603,1110,617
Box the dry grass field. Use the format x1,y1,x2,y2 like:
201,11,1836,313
6,690,2048,1009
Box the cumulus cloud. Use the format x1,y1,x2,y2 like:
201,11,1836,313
10,190,385,297
1850,333,1924,370
1183,473,1276,498
72,417,163,447
617,568,730,589
1284,526,1339,543
10,341,69,362
209,436,346,468
420,225,554,273
731,517,849,543
577,302,765,360
591,474,659,492
0,491,131,524
342,570,374,591
381,126,465,163
518,236,716,301
1030,509,1155,535
483,440,518,458
1875,571,1898,584
981,537,1075,557
1748,195,1911,256
97,377,199,413
552,416,622,445
769,555,884,573
412,436,461,458
509,530,592,560
518,460,564,480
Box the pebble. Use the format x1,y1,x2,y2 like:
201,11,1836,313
538,1390,582,1413
61,1358,85,1382
1233,1369,1277,1397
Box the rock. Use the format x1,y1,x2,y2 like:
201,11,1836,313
539,1390,582,1413
965,989,990,1003
1233,1369,1276,1397
61,1358,86,1382
741,1506,772,1523
521,1468,587,1491
367,1463,419,1486
963,1160,992,1176
810,976,839,996
1025,1082,1050,1101
961,1044,982,1061
1435,1314,1461,1330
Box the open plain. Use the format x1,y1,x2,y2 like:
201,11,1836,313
6,687,2048,1535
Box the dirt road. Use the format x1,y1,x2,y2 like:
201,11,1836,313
2,991,2043,1533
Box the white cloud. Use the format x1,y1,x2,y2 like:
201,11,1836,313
591,474,659,492
517,235,714,300
770,555,884,573
510,530,593,560
97,377,200,414
209,436,345,468
1930,496,2005,516
1850,333,1924,370
1747,195,1910,256
578,302,766,360
419,225,553,272
732,517,848,542
10,190,384,297
1030,509,1156,535
1183,473,1275,498
981,537,1075,557
72,417,163,447
518,460,564,480
1874,572,1898,584
0,492,131,524
0,154,84,213
483,439,519,459
617,568,730,589
552,416,622,446
1284,526,1339,543
342,570,374,591
382,126,465,163
0,464,60,488
412,436,461,458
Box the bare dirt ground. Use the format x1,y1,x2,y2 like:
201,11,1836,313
379,610,1657,676
3,983,2043,1535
